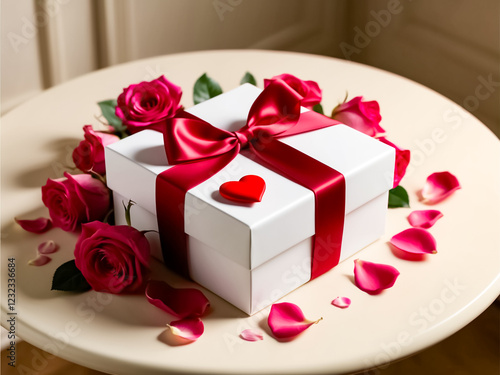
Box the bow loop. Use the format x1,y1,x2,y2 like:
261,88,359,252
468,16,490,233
246,78,303,134
163,79,303,165
163,115,238,164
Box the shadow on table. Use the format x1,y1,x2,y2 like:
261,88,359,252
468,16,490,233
13,137,81,188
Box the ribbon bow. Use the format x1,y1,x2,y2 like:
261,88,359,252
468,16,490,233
163,80,303,164
156,80,345,280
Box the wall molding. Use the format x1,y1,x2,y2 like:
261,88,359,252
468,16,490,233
36,0,67,87
95,0,135,66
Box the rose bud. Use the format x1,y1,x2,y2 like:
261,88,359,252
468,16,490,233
41,172,110,232
331,96,385,137
73,125,119,175
264,73,322,110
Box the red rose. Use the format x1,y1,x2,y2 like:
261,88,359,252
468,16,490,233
72,125,120,175
41,172,110,232
74,221,150,294
377,137,411,187
264,73,322,110
331,96,385,137
115,75,182,134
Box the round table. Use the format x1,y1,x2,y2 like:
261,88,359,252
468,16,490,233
2,50,499,375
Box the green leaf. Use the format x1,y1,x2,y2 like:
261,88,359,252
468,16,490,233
388,185,410,208
98,99,126,132
240,72,257,86
312,103,324,115
193,73,223,105
51,260,91,292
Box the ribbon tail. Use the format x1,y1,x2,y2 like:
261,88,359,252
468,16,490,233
250,139,346,279
156,148,239,277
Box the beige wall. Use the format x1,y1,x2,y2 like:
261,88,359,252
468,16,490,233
2,0,499,135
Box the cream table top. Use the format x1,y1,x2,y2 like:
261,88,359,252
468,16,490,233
1,50,499,375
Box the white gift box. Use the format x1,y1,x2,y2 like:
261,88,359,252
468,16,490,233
105,84,395,315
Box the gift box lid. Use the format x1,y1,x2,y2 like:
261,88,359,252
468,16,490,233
106,84,395,270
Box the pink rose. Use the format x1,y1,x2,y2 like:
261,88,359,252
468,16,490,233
41,172,110,232
74,221,150,294
72,125,120,175
264,73,322,110
377,137,411,188
331,96,385,136
115,75,182,134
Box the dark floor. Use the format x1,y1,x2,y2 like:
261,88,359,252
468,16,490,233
2,301,499,375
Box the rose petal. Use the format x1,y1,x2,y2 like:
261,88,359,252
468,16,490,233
422,171,461,204
166,318,204,341
377,137,411,188
390,228,437,255
240,329,264,341
331,96,384,136
28,254,51,266
353,259,400,295
268,302,322,339
264,73,322,109
37,240,59,254
145,280,210,319
408,210,443,229
331,297,351,309
15,217,52,233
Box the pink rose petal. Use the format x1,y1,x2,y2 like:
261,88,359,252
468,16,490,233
166,318,204,341
15,217,52,233
353,259,400,295
331,297,351,308
268,302,322,339
422,171,461,204
28,254,52,266
240,328,264,342
146,280,210,319
37,240,59,254
377,137,411,188
390,228,437,255
408,210,443,229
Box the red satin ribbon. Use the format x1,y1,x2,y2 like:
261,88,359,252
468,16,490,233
156,80,345,279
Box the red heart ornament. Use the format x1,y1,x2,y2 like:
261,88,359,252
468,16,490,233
219,175,266,203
